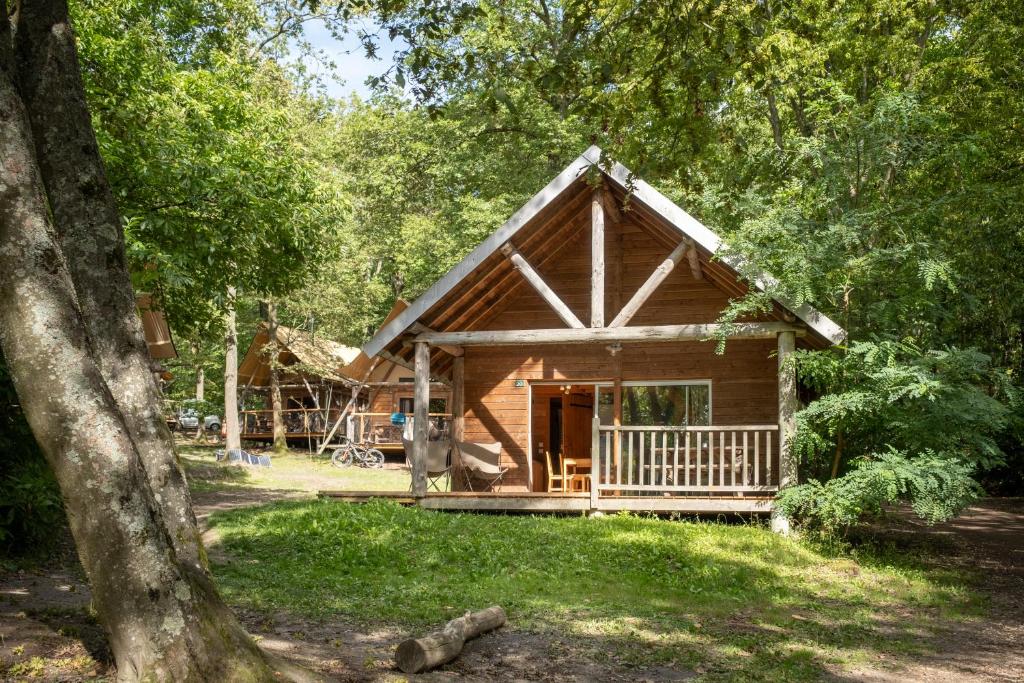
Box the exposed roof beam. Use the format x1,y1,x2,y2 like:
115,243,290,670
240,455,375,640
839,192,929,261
609,241,689,328
500,242,585,329
409,323,464,357
414,322,803,347
686,240,703,281
601,182,622,223
591,189,605,327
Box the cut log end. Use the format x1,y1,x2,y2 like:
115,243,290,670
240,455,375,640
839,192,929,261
395,606,507,674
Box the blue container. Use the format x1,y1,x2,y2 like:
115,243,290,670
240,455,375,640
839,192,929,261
390,412,407,426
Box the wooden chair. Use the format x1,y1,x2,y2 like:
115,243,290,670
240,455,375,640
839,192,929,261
545,451,570,492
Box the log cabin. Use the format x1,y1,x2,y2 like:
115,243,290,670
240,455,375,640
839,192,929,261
354,146,845,515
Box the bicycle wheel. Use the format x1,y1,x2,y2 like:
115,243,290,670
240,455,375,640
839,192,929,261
365,448,385,469
331,446,353,468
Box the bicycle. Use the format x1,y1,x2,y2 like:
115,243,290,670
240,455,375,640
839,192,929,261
330,437,385,469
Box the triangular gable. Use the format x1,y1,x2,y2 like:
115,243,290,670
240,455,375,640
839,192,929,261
363,146,844,358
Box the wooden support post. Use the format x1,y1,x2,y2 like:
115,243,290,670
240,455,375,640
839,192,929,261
451,356,465,443
412,341,430,499
774,330,797,534
591,190,605,327
609,241,689,327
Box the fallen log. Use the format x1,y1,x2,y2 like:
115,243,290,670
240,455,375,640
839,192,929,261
395,606,507,674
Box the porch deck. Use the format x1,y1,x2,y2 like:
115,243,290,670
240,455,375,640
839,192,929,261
318,490,773,514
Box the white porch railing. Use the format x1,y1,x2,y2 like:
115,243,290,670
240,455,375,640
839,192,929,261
593,421,779,496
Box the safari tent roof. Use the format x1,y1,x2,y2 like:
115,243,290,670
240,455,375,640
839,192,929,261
238,323,361,387
363,146,845,376
340,300,410,381
136,293,177,360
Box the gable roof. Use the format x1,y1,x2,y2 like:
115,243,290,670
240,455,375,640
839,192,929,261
363,146,845,360
238,323,361,387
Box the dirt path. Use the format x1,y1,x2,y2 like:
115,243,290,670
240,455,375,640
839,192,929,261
2,497,1022,681
841,498,1024,682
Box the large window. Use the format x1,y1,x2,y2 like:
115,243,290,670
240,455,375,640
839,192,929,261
597,382,711,427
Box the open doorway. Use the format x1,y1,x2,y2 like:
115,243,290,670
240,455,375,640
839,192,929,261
530,383,596,492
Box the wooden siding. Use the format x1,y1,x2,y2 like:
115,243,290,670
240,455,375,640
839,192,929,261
460,216,779,492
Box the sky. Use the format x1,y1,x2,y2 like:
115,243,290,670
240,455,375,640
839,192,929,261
296,18,403,101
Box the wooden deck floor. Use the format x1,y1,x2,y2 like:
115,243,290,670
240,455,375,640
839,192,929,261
318,490,774,514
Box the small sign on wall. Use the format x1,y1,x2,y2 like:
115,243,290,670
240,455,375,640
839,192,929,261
513,379,525,388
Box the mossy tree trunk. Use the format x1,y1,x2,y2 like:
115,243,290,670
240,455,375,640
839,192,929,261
0,3,314,680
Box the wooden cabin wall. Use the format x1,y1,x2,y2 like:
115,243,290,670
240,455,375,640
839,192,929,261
459,216,779,492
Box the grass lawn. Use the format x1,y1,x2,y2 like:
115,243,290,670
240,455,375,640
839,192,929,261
178,443,410,494
208,499,979,681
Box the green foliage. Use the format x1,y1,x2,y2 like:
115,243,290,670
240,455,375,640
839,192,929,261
0,355,64,557
73,0,348,334
777,449,982,536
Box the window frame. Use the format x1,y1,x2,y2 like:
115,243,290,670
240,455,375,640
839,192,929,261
596,379,713,426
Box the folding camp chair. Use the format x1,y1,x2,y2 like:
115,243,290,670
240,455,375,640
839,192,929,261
402,438,452,492
454,441,507,492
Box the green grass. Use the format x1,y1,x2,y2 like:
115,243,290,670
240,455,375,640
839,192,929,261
208,499,979,680
178,445,410,494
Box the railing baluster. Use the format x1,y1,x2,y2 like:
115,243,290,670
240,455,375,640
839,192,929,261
661,431,668,486
718,430,725,489
731,430,737,487
767,430,773,486
742,431,749,486
673,430,679,488
684,431,691,487
754,430,760,486
639,430,646,486
627,432,634,486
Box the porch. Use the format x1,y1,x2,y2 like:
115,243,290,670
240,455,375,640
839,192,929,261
319,490,774,514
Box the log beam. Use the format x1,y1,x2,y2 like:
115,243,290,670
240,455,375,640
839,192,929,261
591,190,605,327
777,330,797,488
601,182,622,223
412,342,430,498
686,241,703,281
395,606,507,674
414,322,802,347
500,243,585,329
609,241,689,327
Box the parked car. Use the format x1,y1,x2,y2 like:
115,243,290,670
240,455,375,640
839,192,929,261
175,403,221,433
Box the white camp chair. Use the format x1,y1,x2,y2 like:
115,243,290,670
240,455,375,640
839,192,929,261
454,441,507,492
402,437,452,492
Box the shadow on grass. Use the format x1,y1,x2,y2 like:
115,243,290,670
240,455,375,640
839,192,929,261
206,499,976,681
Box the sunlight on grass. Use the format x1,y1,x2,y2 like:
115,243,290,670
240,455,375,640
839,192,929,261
179,445,410,494
207,499,978,680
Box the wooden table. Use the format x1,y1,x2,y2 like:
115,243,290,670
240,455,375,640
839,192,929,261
562,457,592,492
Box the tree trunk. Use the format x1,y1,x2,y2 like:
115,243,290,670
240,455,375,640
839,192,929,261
13,0,201,570
196,367,205,402
0,38,302,681
224,286,242,453
267,300,288,454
